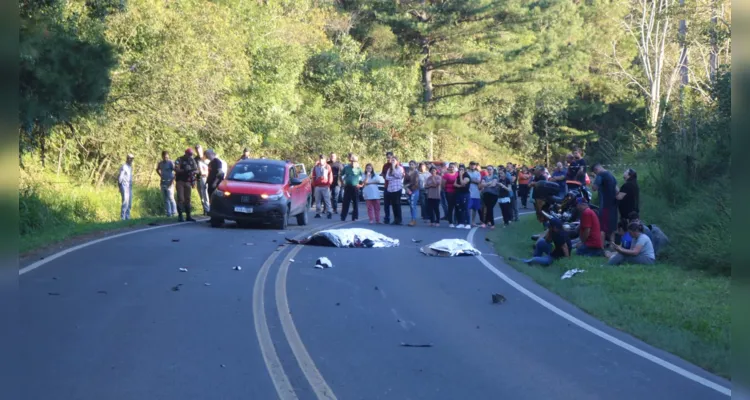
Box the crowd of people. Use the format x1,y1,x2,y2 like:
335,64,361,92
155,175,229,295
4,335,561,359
310,151,524,228
116,146,663,267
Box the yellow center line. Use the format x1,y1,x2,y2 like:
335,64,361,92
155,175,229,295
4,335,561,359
253,220,347,400
274,220,353,400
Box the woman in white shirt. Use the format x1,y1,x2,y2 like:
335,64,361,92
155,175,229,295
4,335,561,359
362,163,384,224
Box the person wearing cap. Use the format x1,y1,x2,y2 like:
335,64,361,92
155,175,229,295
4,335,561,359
510,218,571,266
194,144,211,216
205,149,225,198
575,197,605,256
155,151,177,217
380,151,395,223
117,154,135,220
174,148,199,222
311,154,333,219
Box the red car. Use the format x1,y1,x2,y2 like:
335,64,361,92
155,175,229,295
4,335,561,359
209,159,312,229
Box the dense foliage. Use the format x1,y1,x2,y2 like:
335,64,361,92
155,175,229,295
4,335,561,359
19,0,731,274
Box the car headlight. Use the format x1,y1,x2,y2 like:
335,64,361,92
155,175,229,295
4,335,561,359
261,191,284,201
216,190,231,197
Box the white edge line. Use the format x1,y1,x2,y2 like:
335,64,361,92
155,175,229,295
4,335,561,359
19,220,205,276
468,226,732,397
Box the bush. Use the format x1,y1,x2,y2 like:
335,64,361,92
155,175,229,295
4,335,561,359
20,170,174,240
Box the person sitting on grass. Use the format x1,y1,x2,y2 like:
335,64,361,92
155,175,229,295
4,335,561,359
606,222,656,265
510,218,571,266
574,197,605,257
627,211,669,256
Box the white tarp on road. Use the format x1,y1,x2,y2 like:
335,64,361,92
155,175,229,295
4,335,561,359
420,239,482,257
286,228,400,248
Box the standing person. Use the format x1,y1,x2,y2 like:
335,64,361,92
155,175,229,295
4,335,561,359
550,161,568,202
418,162,430,223
497,167,514,226
155,151,177,217
311,154,333,219
117,154,135,220
238,148,250,161
573,149,588,186
574,198,605,256
362,163,383,224
340,155,363,222
507,162,519,221
328,153,344,214
617,168,640,221
194,144,210,215
381,151,394,224
453,164,471,229
592,163,618,245
205,149,225,198
424,166,442,226
174,148,198,222
467,162,483,226
385,155,405,225
441,163,459,227
517,166,532,209
405,160,421,226
479,166,499,229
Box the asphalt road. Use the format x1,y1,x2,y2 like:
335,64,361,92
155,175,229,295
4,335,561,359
20,205,731,400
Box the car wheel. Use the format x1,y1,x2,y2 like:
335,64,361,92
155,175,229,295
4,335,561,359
296,197,310,226
276,206,290,230
210,217,224,228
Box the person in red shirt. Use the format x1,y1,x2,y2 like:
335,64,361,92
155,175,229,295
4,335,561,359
575,197,605,256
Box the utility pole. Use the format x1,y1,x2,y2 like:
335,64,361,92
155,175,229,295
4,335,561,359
429,131,434,161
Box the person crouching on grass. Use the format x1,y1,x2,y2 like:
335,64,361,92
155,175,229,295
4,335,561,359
574,197,605,256
509,218,571,266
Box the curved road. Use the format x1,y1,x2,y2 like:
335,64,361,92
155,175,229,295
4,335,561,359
21,206,731,400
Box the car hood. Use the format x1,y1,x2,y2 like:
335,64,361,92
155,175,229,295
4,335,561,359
219,180,285,195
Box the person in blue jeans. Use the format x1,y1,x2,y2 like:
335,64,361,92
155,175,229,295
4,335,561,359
510,218,571,266
405,160,421,226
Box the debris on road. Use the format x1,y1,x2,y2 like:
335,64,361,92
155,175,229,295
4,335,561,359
420,239,482,257
52,276,59,280
178,268,188,272
171,284,183,291
220,364,226,368
204,283,212,286
561,268,585,280
97,290,108,295
172,239,180,242
245,242,254,246
314,257,333,269
411,239,422,243
335,302,340,306
233,266,242,271
374,286,379,291
289,259,295,263
48,292,61,296
491,293,506,304
286,228,400,248
400,343,433,348
485,237,492,242
148,222,161,226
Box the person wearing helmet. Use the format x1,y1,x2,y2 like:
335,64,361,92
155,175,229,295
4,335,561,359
174,148,198,222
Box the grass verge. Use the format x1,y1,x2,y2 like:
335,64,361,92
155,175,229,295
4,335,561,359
20,167,199,255
488,215,731,379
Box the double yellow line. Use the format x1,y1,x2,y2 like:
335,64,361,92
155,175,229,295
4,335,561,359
253,220,351,400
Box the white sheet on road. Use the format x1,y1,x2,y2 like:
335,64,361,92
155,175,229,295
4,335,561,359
420,239,482,257
300,228,400,248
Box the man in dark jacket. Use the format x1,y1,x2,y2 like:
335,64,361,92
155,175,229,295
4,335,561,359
175,148,198,222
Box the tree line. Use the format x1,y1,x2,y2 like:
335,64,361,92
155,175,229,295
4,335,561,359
19,0,730,185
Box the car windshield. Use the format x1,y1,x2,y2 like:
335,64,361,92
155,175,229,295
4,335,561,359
228,163,285,184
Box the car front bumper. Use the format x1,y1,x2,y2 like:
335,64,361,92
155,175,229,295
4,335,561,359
209,193,287,223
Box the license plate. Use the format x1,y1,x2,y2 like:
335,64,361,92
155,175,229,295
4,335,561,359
234,206,253,213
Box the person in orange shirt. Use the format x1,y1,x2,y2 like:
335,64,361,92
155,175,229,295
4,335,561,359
517,166,532,209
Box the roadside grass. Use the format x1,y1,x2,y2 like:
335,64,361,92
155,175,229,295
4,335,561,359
488,215,731,379
20,169,198,254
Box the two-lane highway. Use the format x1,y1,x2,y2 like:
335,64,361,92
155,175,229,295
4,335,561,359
20,208,731,399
